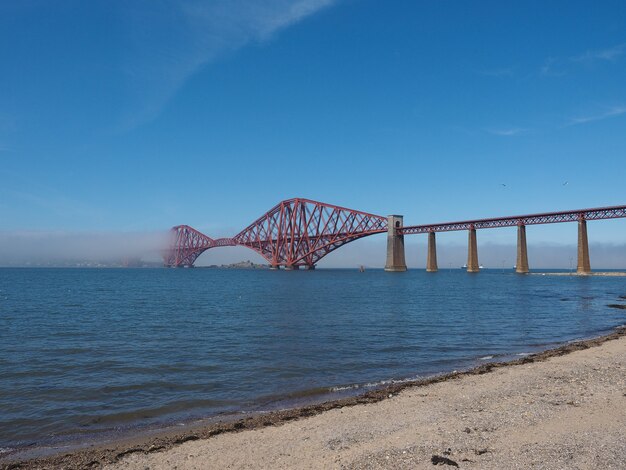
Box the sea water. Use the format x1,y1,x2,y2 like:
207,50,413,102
0,268,625,450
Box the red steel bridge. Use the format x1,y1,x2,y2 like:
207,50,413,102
399,205,626,234
164,199,626,273
164,198,387,269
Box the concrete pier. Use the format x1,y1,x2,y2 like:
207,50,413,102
426,231,438,272
577,218,591,274
516,224,529,274
285,265,300,270
467,227,480,273
384,215,407,272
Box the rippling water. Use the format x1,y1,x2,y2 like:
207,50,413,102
1,267,625,450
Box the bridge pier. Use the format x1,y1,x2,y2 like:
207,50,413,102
384,215,407,272
577,217,591,274
285,265,300,270
516,224,529,274
467,227,479,273
426,231,438,272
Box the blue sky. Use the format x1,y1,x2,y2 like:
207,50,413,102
1,0,625,265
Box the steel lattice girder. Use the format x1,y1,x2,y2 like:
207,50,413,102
233,198,387,267
400,204,626,234
163,225,236,267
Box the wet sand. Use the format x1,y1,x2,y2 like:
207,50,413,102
3,326,625,469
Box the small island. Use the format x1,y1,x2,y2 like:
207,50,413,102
202,260,269,270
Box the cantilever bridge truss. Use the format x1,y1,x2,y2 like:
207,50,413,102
164,200,626,268
163,225,236,268
164,198,387,268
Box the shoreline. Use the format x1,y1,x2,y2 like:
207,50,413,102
530,271,626,277
3,325,625,470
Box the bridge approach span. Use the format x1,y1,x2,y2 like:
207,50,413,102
400,205,626,234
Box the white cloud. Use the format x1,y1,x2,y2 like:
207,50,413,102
117,0,337,130
540,57,565,76
566,106,626,126
485,127,528,136
572,43,626,63
541,43,626,76
477,67,515,77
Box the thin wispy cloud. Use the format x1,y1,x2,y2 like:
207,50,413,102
0,185,103,223
566,105,626,127
541,43,626,76
540,56,569,76
486,127,528,136
118,0,338,130
572,43,626,63
477,67,515,78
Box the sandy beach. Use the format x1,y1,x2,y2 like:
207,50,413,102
3,327,624,470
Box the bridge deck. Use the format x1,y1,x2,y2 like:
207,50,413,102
400,204,626,234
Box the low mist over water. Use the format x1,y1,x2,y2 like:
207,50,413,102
1,230,626,268
0,231,168,266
